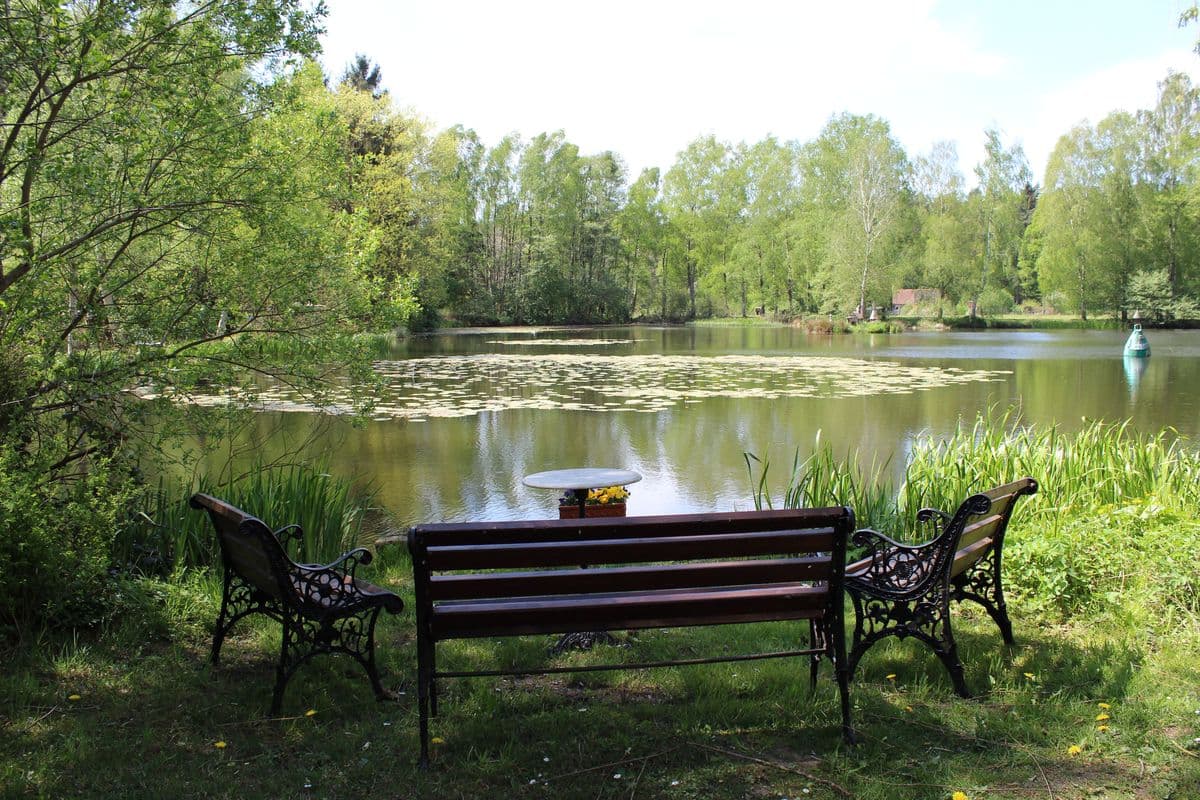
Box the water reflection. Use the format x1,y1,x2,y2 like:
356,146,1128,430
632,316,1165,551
1123,355,1148,399
187,326,1200,526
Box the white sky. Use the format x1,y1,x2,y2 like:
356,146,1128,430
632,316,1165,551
319,0,1200,187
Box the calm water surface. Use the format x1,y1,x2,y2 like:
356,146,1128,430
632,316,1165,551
219,326,1200,525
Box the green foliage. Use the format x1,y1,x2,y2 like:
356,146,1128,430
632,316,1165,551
748,410,1200,616
1126,268,1199,321
118,463,379,576
976,284,1015,316
0,451,139,636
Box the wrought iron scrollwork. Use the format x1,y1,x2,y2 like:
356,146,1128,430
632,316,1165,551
843,489,1018,698
191,493,403,715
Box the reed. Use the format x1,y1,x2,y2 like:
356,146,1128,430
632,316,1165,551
119,463,378,575
748,409,1200,614
750,408,1200,527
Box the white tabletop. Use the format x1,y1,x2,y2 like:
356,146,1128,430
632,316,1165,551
522,467,642,491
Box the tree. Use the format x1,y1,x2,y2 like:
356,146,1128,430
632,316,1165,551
914,142,972,317
341,54,384,97
1127,268,1199,321
616,168,667,319
730,137,801,316
1137,72,1200,295
973,128,1034,311
805,114,908,316
1034,124,1121,318
0,1,383,631
663,136,738,319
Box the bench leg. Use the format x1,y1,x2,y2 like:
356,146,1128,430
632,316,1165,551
847,590,971,698
417,634,433,768
212,576,231,666
360,607,392,701
272,619,292,715
953,549,1015,646
807,620,822,691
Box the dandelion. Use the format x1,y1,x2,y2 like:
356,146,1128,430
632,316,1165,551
1097,702,1111,710
952,792,970,800
905,705,914,713
305,709,317,717
214,741,227,750
1096,725,1109,732
1095,713,1110,722
886,674,897,682
1023,672,1036,680
1067,744,1082,756
67,694,81,702
431,737,445,744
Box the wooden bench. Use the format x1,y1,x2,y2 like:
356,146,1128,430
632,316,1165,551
190,493,404,713
843,477,1038,696
408,508,856,766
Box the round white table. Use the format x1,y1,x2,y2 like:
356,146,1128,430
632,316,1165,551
523,467,642,518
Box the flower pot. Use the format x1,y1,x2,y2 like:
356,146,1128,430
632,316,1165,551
558,503,626,519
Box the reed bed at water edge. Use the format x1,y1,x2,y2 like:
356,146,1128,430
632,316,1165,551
747,409,1200,616
117,463,378,575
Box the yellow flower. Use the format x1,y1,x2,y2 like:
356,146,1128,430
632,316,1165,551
1067,744,1082,756
1096,724,1109,732
952,792,969,800
67,694,82,702
905,705,914,713
431,737,445,744
1095,713,1110,721
305,709,317,717
886,673,897,681
1023,672,1036,680
214,741,227,749
1097,702,1111,710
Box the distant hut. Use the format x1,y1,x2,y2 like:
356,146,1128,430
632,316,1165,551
891,288,942,315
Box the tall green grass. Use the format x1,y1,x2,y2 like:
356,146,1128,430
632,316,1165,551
117,463,379,575
747,410,1200,616
749,409,1200,524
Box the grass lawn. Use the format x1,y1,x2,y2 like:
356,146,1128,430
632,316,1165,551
4,550,1199,800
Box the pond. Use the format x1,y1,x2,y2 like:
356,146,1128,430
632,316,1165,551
206,326,1200,525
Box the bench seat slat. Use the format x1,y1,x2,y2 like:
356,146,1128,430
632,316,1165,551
426,529,835,570
430,582,829,639
428,556,831,600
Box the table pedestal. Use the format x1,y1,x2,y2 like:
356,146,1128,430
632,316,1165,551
521,468,643,653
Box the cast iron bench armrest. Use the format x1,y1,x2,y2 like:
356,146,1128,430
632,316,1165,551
190,493,403,714
915,507,951,526
273,523,304,547
843,477,1038,699
848,526,949,597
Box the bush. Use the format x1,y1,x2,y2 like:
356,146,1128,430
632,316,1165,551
977,285,1015,316
0,451,139,638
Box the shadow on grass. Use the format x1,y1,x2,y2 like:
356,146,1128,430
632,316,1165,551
4,603,1194,800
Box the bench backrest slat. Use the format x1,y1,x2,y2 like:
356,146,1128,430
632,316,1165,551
412,509,849,547
429,556,832,601
954,513,1004,553
947,479,1037,577
425,528,834,571
434,584,831,639
190,493,292,603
